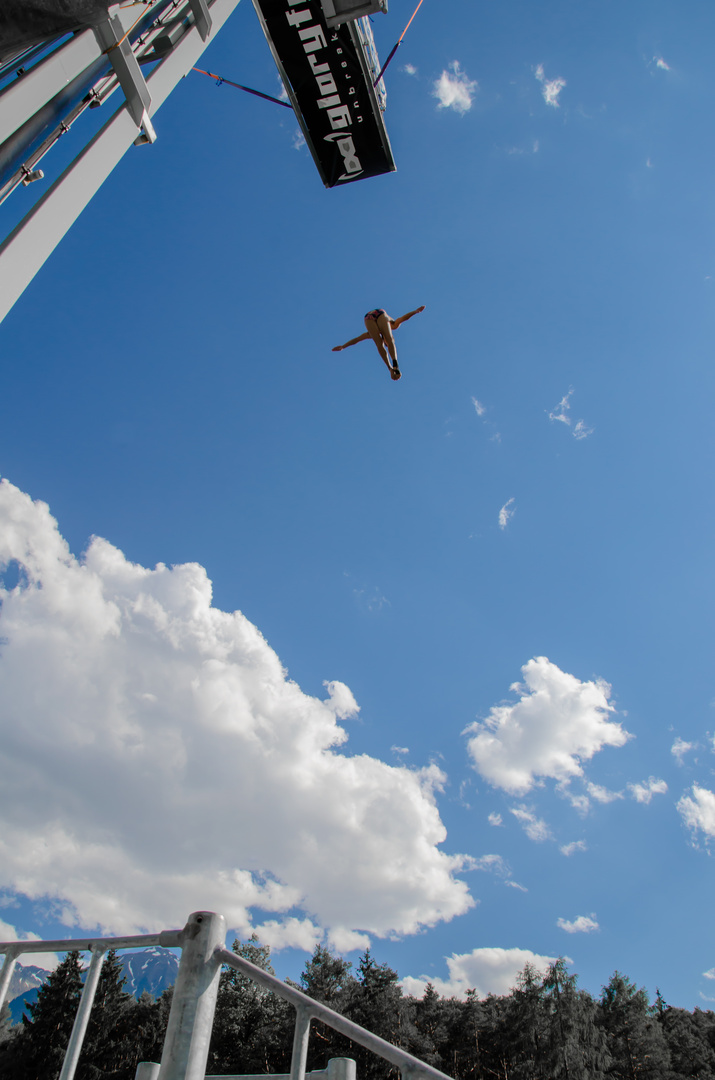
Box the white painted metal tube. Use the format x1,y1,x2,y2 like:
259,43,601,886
0,0,241,325
58,946,107,1080
136,1064,162,1080
158,912,226,1080
0,931,169,956
290,1005,313,1080
0,946,19,1013
215,947,454,1080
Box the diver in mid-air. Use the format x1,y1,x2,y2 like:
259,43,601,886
332,306,426,380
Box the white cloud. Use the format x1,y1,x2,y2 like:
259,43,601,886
488,812,503,827
628,777,668,804
328,927,371,953
655,57,670,71
403,63,418,77
0,919,59,971
586,781,624,803
498,498,516,530
402,946,559,1000
433,62,478,114
465,657,630,795
566,792,591,816
0,479,474,942
510,806,553,842
534,63,566,107
549,390,573,425
548,390,593,439
560,840,587,856
253,917,322,952
671,737,694,764
472,397,486,417
392,745,409,755
557,914,599,934
573,419,594,441
703,968,715,980
678,784,715,838
473,854,509,876
505,880,528,893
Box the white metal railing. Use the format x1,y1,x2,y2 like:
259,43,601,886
0,911,454,1080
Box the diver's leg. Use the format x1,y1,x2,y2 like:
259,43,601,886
365,316,392,372
377,313,399,370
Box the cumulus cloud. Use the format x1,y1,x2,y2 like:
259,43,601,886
586,781,624,804
488,812,503,827
560,840,587,856
628,777,668,804
534,63,566,107
671,737,694,764
510,806,552,842
498,498,516,530
655,57,670,71
678,785,715,839
402,946,559,1000
465,657,630,796
703,968,715,980
557,914,599,934
472,397,486,417
433,61,478,114
0,479,473,943
403,63,418,77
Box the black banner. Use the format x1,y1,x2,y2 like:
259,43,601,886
252,0,395,187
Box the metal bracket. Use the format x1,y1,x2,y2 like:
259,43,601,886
93,16,156,142
188,0,213,41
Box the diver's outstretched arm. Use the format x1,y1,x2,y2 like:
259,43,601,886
332,332,371,351
391,305,426,330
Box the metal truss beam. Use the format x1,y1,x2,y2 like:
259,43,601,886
0,0,241,325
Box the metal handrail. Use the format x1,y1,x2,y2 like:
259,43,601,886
0,912,455,1080
215,946,451,1080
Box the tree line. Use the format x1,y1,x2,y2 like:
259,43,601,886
1,936,714,1080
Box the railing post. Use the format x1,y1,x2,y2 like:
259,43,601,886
135,1064,161,1080
157,911,226,1080
0,946,19,1013
289,1005,313,1080
327,1058,357,1080
58,945,107,1080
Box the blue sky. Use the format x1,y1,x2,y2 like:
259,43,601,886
1,0,715,1012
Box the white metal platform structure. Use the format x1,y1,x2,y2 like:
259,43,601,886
0,910,454,1080
0,0,391,325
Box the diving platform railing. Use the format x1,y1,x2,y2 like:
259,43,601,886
0,910,454,1080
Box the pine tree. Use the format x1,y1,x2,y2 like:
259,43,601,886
657,1004,715,1080
76,948,138,1080
207,936,292,1076
599,971,671,1080
502,962,550,1080
542,959,609,1080
4,950,83,1080
0,998,14,1045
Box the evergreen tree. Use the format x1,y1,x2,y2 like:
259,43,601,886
657,1005,715,1080
0,998,14,1045
3,950,83,1080
76,948,138,1080
207,936,292,1076
599,971,671,1080
501,962,550,1080
542,959,609,1080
